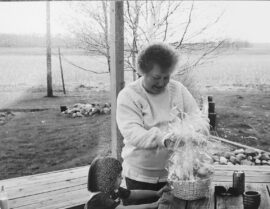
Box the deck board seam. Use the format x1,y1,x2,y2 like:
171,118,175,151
9,183,86,200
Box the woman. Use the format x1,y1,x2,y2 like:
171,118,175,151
116,43,203,205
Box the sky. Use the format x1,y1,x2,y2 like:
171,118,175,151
0,1,270,43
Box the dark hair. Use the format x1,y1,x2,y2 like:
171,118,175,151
137,43,178,74
87,157,122,194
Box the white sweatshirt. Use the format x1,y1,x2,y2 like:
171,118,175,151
116,77,200,183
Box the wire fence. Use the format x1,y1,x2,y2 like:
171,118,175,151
53,50,135,92
61,54,109,74
61,53,134,74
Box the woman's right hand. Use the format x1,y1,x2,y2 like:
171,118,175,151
164,138,174,149
163,132,176,149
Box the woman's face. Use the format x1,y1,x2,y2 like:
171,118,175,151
142,64,173,94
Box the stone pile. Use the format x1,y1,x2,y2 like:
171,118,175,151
62,103,111,118
0,111,15,125
213,148,270,166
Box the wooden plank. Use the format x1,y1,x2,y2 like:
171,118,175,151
214,165,270,172
0,165,88,182
210,136,270,154
7,176,86,199
5,174,87,195
214,169,270,176
66,204,85,209
215,182,243,209
158,192,173,209
10,185,87,209
0,166,89,208
66,205,85,209
158,192,186,209
170,197,186,209
10,186,89,209
4,169,87,188
109,0,125,160
4,173,87,194
187,184,215,209
214,175,270,183
213,165,270,183
214,173,270,183
0,166,88,187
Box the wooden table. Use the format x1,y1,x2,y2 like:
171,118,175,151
1,165,270,209
159,165,270,209
0,166,89,209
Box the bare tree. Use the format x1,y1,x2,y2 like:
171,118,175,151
67,1,225,83
68,1,111,72
124,1,226,80
124,0,142,80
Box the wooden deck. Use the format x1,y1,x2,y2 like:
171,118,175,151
1,165,270,209
0,166,89,209
159,165,270,209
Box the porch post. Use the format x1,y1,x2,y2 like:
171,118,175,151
110,1,124,160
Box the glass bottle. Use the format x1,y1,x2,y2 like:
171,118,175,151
0,186,9,209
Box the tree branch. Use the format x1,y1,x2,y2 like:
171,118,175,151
175,1,194,49
176,40,225,75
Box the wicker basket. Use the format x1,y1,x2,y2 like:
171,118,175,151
171,177,212,200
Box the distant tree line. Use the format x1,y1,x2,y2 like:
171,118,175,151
221,39,252,49
170,40,252,52
0,33,77,48
0,33,252,51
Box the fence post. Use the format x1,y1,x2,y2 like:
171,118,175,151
58,48,66,95
46,1,53,97
208,95,216,130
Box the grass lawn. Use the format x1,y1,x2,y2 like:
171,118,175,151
209,88,270,151
0,89,111,180
1,86,269,180
0,108,111,180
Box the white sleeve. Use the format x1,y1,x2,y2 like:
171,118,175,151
116,89,165,149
